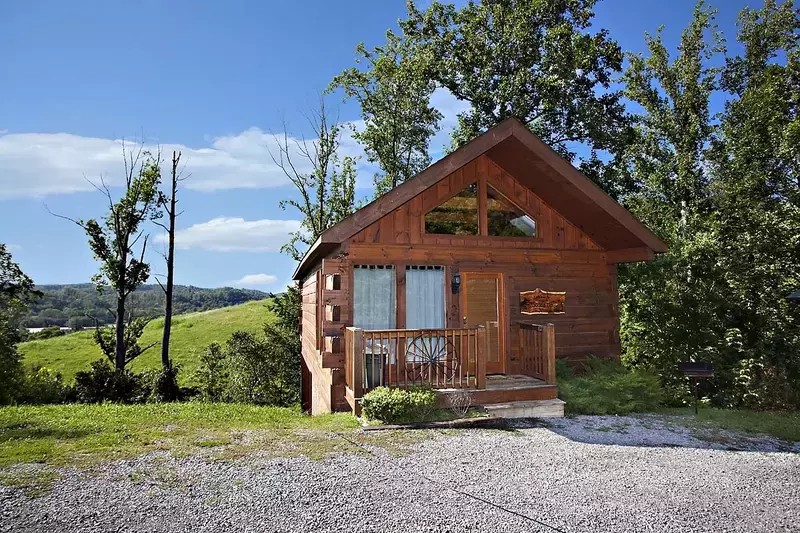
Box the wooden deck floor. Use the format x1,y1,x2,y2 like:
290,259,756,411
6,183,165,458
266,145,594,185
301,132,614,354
485,374,548,390
438,374,558,406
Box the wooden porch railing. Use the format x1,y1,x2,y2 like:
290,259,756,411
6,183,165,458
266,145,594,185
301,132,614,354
515,322,556,384
345,326,487,400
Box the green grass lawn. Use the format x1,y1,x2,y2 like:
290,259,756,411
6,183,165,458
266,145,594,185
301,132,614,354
18,300,273,385
0,403,360,469
658,407,800,442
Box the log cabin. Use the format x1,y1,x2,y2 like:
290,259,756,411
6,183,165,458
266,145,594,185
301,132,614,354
293,117,667,417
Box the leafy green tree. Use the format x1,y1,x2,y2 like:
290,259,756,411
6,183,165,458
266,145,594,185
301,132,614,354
269,286,301,336
618,1,728,399
52,145,162,371
27,326,66,340
92,317,155,369
0,243,41,404
402,0,633,195
706,0,800,408
330,30,442,196
620,0,800,409
270,98,357,261
223,326,300,406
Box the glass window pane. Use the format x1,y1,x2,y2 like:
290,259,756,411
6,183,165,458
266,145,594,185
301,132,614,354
406,266,446,365
487,185,537,237
353,266,396,330
424,183,479,235
406,266,445,329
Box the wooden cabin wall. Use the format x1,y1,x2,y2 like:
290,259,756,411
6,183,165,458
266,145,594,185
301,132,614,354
342,244,620,366
300,268,334,414
340,153,620,368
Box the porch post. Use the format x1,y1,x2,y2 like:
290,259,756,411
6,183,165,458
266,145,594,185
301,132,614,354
544,323,556,385
476,325,487,389
352,328,365,400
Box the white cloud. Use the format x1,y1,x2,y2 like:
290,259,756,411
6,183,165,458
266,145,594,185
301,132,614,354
162,217,302,252
0,129,321,198
231,273,279,286
0,89,470,198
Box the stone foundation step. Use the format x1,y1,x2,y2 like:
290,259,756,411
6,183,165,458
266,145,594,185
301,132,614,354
482,398,565,419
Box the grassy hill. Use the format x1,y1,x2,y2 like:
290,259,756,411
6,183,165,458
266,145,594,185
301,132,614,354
22,284,269,328
18,300,275,384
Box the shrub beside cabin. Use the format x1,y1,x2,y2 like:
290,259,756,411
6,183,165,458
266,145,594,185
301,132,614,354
293,118,667,416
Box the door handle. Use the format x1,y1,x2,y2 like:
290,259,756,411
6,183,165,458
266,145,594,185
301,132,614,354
463,316,467,325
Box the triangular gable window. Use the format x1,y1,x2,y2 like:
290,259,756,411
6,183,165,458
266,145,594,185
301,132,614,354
424,183,479,235
424,180,538,238
487,185,537,237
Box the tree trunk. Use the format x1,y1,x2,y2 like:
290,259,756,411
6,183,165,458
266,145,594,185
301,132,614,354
115,291,126,371
160,153,179,369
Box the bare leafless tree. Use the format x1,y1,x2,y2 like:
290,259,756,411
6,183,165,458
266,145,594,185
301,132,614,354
268,96,357,261
154,151,187,385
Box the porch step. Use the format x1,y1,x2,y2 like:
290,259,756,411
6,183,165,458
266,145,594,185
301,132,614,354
483,398,566,419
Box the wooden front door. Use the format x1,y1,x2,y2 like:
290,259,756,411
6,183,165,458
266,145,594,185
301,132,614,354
461,272,505,374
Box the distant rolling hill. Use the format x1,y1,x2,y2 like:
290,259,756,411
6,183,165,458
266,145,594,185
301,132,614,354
21,283,269,329
18,300,275,385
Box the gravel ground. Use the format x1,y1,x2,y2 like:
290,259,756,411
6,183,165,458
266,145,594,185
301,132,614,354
2,415,798,533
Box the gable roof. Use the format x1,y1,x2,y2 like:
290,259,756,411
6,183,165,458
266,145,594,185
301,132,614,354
293,117,667,280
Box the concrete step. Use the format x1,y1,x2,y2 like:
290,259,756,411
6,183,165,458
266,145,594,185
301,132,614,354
483,398,565,419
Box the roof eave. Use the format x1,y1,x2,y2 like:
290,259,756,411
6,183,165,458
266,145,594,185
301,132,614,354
292,237,323,281
506,120,668,254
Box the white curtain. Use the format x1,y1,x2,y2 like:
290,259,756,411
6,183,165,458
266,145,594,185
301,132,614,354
406,267,446,364
354,266,395,385
406,268,445,329
353,266,396,330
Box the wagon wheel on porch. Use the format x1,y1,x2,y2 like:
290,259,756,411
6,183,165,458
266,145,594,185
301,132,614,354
405,335,459,385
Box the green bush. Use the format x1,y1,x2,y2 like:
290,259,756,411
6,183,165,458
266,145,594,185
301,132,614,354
194,343,229,402
72,359,148,404
557,357,663,415
19,366,66,404
225,327,299,406
360,386,438,423
148,363,182,403
27,326,67,341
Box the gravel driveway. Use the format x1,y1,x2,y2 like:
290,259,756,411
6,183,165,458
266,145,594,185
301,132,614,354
2,415,798,532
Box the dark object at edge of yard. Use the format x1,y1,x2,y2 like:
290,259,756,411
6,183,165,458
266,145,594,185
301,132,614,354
679,362,715,415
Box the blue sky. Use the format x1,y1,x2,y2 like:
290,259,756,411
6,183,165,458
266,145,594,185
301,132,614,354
0,0,754,290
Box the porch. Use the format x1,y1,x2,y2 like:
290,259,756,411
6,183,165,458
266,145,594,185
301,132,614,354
343,322,559,415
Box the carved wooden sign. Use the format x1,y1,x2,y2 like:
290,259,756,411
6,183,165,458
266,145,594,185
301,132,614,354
520,289,566,315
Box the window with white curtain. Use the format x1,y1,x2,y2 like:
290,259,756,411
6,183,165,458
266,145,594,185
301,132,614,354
353,265,396,330
406,266,446,364
406,266,445,329
354,265,396,383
